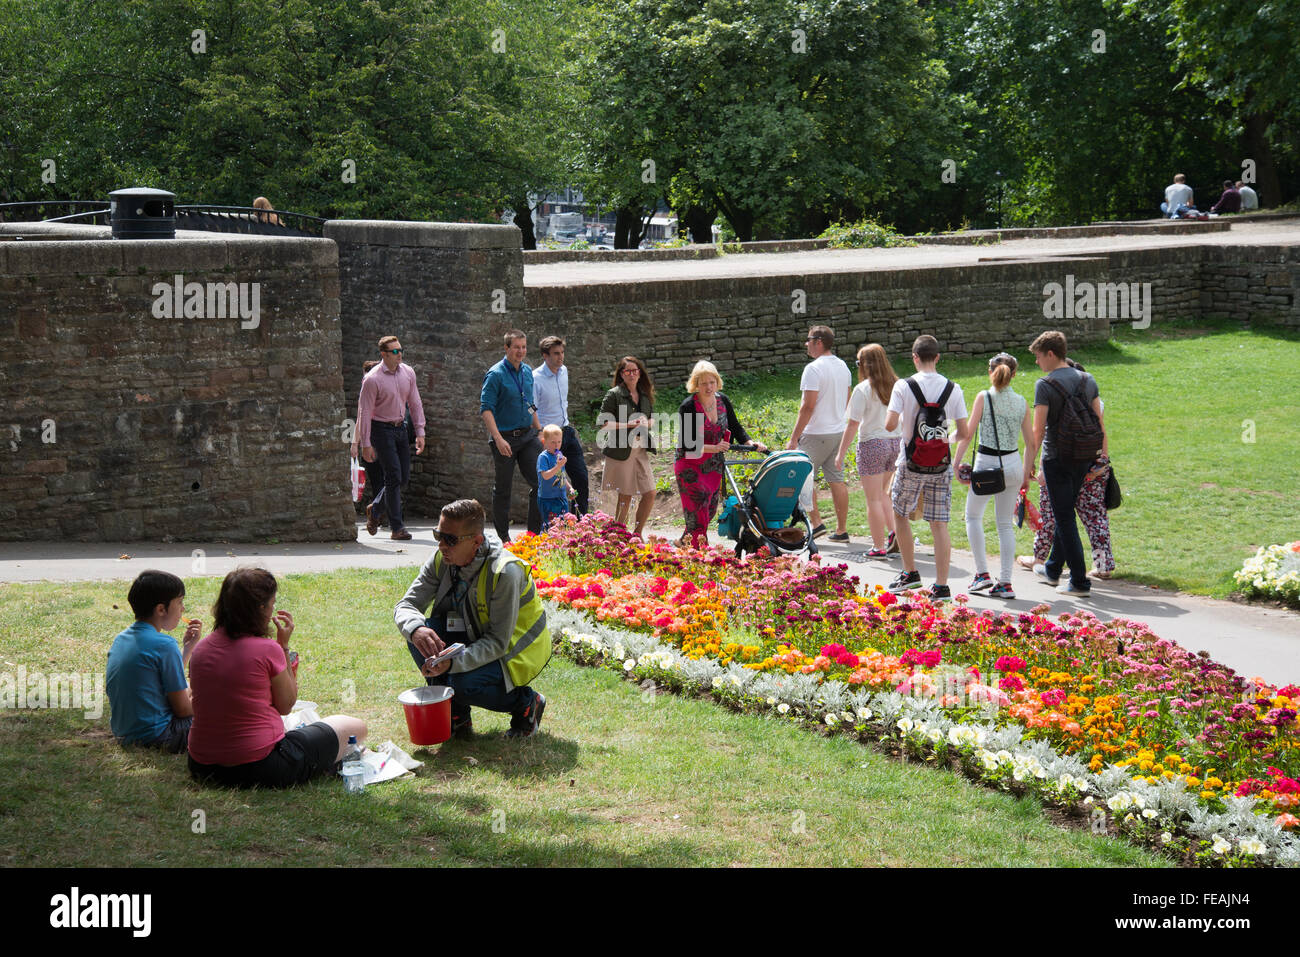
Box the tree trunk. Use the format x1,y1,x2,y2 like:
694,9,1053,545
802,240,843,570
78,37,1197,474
513,201,537,250
677,204,715,244
615,205,648,249
1243,111,1282,208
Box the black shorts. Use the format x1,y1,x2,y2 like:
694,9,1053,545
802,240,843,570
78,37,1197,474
188,721,339,789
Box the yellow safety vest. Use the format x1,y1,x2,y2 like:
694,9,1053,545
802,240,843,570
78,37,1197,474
435,549,551,688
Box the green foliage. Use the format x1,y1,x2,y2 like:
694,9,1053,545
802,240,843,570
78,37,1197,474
819,218,916,249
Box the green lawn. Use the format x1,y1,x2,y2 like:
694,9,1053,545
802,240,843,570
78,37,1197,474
577,320,1298,598
0,571,1162,867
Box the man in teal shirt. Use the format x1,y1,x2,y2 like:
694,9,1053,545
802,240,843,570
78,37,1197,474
480,330,543,541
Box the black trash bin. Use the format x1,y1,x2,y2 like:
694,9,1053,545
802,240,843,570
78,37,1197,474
109,187,176,239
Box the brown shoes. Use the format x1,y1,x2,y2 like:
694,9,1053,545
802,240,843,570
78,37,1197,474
365,504,379,536
391,528,412,541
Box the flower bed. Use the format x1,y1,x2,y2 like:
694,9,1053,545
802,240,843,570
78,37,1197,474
1235,541,1300,607
510,514,1300,866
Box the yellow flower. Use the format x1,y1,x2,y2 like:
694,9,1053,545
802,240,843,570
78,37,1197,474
1200,790,1217,799
1204,777,1223,789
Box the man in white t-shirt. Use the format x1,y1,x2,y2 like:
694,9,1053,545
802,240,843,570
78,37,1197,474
883,335,968,600
1236,181,1259,210
786,325,852,541
1160,173,1194,218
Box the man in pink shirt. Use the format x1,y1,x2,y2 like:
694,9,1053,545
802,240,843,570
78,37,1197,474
353,335,426,540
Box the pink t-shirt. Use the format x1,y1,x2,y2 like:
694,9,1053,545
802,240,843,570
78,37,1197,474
187,628,287,766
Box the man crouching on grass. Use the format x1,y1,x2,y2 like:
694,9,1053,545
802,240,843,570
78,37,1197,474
395,499,551,739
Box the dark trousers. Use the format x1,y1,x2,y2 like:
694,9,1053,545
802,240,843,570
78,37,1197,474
490,429,542,540
560,425,590,515
1043,456,1092,588
370,420,411,531
405,638,533,721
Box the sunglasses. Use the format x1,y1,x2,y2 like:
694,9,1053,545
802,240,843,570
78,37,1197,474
435,529,475,546
385,348,403,355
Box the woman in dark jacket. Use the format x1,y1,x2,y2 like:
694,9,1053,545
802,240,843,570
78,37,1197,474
598,356,657,537
674,360,767,547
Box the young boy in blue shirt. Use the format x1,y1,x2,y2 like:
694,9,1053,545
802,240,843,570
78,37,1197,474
536,424,572,530
105,570,201,753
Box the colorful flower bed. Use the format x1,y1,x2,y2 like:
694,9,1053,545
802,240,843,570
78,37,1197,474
510,514,1300,866
1235,541,1300,607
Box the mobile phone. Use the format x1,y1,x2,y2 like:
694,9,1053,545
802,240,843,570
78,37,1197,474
424,643,466,669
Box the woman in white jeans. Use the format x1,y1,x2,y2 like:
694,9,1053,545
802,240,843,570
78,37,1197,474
953,353,1033,599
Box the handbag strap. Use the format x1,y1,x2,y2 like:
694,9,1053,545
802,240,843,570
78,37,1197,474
969,391,1002,466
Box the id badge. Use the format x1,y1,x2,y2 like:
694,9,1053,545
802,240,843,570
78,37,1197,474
446,613,467,634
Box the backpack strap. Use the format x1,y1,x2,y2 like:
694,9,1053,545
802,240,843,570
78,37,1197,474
905,377,927,408
936,379,954,408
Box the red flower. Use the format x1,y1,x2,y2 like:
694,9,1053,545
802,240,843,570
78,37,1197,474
877,591,897,606
998,674,1025,692
995,655,1026,673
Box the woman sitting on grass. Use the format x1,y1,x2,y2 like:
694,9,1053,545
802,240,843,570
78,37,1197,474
188,567,366,789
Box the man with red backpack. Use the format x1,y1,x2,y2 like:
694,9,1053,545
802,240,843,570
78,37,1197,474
883,335,969,600
1023,330,1107,595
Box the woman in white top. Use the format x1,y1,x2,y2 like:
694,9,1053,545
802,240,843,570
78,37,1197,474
953,352,1032,598
835,344,902,556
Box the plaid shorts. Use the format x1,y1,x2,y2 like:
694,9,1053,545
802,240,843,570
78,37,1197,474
891,464,953,523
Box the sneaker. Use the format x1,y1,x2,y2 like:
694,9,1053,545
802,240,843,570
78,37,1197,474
1033,563,1059,586
828,531,850,542
968,572,994,593
888,570,922,593
988,581,1016,599
810,524,828,540
450,716,474,741
865,547,888,558
1057,581,1092,596
506,691,546,738
886,531,900,555
929,584,952,602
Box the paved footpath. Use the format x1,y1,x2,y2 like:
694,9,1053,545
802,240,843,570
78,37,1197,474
4,521,1298,687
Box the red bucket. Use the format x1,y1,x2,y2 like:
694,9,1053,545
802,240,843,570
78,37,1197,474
398,686,455,745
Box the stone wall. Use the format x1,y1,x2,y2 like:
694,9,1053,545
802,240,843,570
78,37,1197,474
327,220,524,517
0,223,355,542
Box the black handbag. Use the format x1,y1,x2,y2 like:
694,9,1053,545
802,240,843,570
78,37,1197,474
969,391,1007,495
1105,467,1122,510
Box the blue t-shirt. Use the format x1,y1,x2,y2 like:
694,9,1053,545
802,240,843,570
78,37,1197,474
480,359,536,432
536,449,566,501
106,621,187,743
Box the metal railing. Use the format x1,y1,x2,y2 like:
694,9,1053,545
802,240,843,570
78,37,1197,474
0,201,327,236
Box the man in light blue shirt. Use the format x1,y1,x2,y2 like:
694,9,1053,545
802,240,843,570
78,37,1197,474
480,330,542,541
533,335,589,515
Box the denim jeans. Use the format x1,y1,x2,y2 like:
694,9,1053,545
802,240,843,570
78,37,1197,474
370,420,411,531
489,429,542,540
406,631,533,721
1043,456,1092,588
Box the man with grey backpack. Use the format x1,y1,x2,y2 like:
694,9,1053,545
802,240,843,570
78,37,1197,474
1023,330,1108,596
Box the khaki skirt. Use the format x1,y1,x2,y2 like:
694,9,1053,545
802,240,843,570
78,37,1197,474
602,447,655,496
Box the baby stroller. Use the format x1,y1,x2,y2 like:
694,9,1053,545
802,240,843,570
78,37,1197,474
717,447,817,558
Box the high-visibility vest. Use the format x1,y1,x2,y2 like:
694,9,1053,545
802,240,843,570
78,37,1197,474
434,549,551,688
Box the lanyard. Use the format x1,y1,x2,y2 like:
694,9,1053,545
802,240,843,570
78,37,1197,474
505,361,526,405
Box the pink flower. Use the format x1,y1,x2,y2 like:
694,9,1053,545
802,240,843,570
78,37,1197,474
998,675,1025,692
995,655,1026,673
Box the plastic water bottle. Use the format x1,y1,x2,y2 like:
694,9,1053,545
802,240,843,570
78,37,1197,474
341,735,366,793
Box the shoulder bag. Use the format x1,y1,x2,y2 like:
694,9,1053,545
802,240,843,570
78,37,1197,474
969,391,1007,495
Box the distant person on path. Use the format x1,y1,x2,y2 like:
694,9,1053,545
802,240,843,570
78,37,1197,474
1236,180,1259,210
788,325,852,541
106,570,201,753
351,359,386,529
252,196,281,226
188,567,368,788
481,330,542,542
1211,180,1242,214
835,344,902,557
952,353,1033,599
598,355,657,538
883,335,968,600
356,336,426,541
533,335,589,515
1023,331,1108,596
1160,174,1194,218
396,498,550,740
675,360,768,548
536,424,572,530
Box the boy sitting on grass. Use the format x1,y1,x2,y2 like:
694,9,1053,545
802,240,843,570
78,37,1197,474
105,570,201,753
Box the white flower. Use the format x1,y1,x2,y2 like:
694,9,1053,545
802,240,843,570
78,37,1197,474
1161,832,1172,844
1123,813,1136,824
1142,808,1159,819
1238,838,1267,856
730,675,744,688
841,710,854,723
857,707,873,720
897,717,914,733
777,703,790,714
711,676,724,689
1083,796,1094,806
613,644,625,660
825,713,839,726
927,728,943,744
1211,834,1231,856
766,696,777,706
623,658,637,671
1107,792,1133,812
